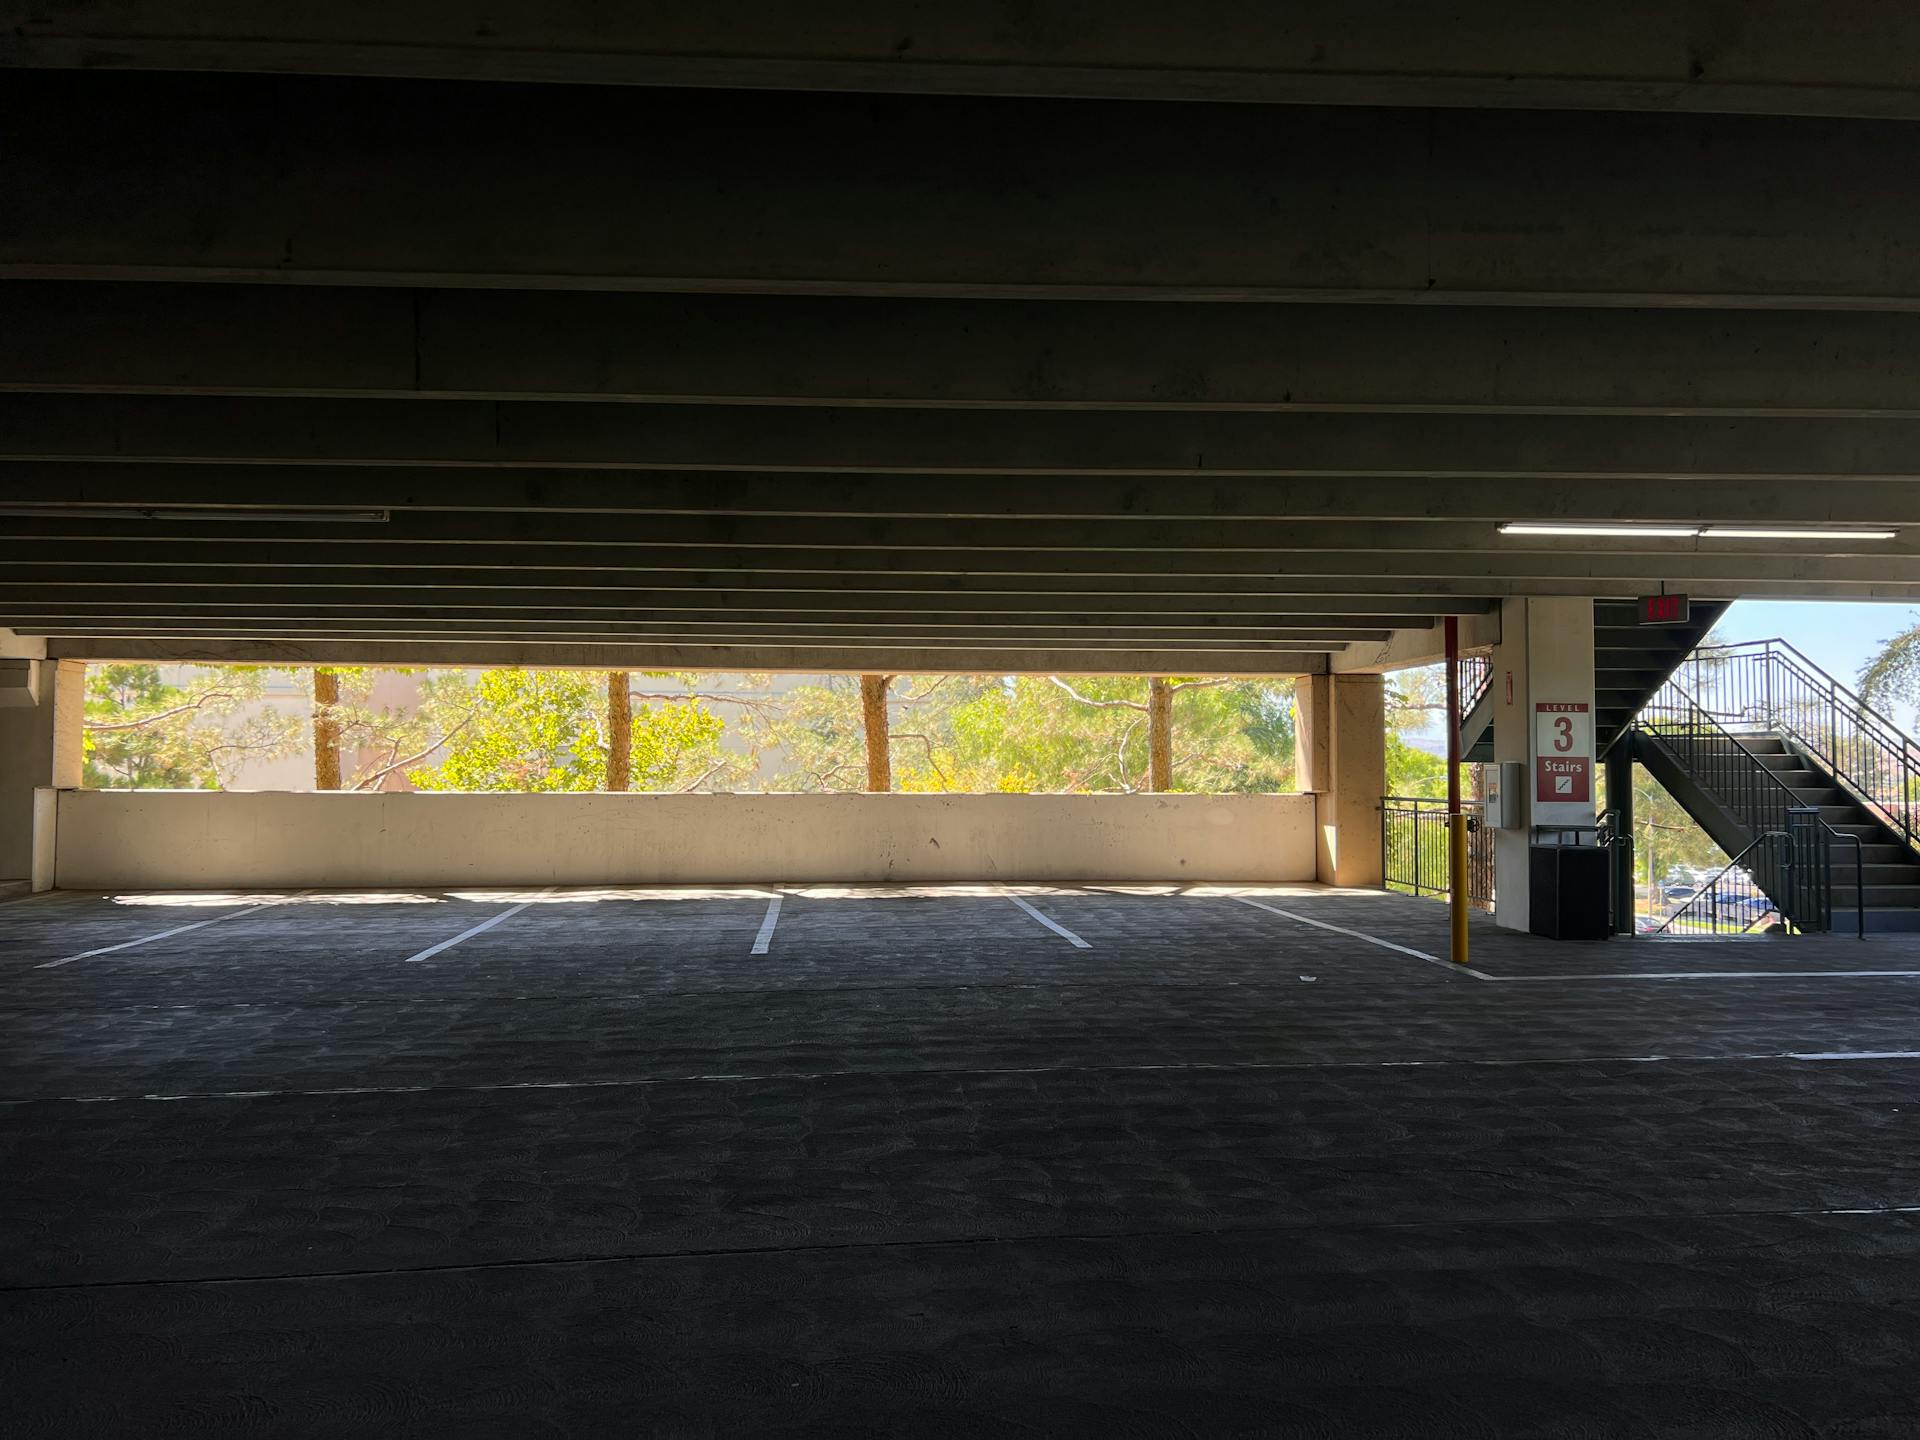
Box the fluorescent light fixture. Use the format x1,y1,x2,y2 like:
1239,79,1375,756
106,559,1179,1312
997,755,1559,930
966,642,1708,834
0,505,389,523
1500,522,1901,542
1699,526,1897,541
1499,523,1700,538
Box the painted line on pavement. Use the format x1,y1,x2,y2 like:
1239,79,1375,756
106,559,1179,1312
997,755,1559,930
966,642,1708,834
1004,892,1092,949
751,895,783,956
36,893,313,970
405,888,555,963
1232,898,1920,984
1234,897,1487,976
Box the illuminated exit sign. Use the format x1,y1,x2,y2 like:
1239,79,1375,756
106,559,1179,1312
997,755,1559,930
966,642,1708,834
1637,593,1690,625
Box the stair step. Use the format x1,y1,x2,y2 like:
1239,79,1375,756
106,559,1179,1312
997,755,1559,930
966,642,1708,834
1855,909,1920,934
1856,864,1920,884
1810,806,1878,825
1832,884,1920,908
1855,844,1917,865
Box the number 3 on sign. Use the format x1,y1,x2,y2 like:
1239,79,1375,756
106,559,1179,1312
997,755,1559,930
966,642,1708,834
1552,715,1573,752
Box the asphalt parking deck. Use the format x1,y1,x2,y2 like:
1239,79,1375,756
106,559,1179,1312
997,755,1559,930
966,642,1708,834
5,884,1920,1437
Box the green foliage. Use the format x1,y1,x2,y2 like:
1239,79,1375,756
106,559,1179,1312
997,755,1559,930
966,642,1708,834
1859,618,1920,711
1629,763,1728,880
1385,733,1449,798
762,674,1297,793
295,665,451,791
407,669,723,793
83,664,299,789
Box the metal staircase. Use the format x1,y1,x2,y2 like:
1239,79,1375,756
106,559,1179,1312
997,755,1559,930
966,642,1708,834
1627,639,1920,933
1460,600,1728,763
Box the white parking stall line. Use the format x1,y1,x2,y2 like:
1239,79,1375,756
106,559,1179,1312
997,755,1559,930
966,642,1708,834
35,891,313,970
1005,892,1092,949
1234,897,1490,977
751,895,783,955
404,887,555,963
1234,896,1920,984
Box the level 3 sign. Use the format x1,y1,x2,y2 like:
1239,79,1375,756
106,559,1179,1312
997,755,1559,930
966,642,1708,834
1534,701,1592,803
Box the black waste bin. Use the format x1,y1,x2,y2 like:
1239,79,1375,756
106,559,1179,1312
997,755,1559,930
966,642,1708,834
1529,843,1611,941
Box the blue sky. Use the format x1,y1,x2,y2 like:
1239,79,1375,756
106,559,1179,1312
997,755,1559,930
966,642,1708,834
1714,599,1920,695
1401,599,1920,752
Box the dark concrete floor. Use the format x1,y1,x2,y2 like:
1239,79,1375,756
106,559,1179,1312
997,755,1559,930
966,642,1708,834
4,883,1920,1438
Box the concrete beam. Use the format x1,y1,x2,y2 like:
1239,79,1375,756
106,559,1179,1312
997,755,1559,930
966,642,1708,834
42,636,1333,677
0,615,1389,643
1332,615,1504,674
4,564,1901,602
19,284,1920,416
6,529,1918,576
0,627,47,660
0,587,1468,621
6,74,1920,306
3,541,1904,591
12,464,1920,530
5,619,1362,650
8,3,1920,120
12,401,1920,482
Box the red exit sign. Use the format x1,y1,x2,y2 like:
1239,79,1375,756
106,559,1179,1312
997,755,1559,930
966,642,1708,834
1637,593,1691,625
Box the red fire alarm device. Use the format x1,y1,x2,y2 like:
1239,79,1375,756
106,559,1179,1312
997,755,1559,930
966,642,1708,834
1637,593,1690,625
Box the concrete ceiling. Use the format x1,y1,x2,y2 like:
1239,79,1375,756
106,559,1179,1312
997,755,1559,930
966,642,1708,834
2,8,1918,674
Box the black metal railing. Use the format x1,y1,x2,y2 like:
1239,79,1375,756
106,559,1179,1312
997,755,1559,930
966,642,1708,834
1382,795,1493,908
1652,807,1862,936
1667,638,1920,853
1654,831,1796,935
1597,806,1633,934
1459,652,1492,717
1637,675,1828,844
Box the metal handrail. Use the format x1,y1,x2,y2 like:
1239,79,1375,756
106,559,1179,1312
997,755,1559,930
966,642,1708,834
1653,830,1795,935
1652,814,1863,938
1676,638,1920,853
1459,653,1493,717
1831,830,1868,941
1381,794,1492,908
1636,674,1831,843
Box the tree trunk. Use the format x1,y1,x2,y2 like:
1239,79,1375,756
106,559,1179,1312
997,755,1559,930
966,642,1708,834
1146,676,1174,792
312,667,342,791
606,670,632,792
859,673,892,792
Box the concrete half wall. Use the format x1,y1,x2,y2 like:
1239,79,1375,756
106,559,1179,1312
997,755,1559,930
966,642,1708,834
53,791,1316,890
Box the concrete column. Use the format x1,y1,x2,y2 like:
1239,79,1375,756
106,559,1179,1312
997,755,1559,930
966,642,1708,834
1296,672,1386,887
0,644,85,891
1606,742,1635,934
1490,597,1597,931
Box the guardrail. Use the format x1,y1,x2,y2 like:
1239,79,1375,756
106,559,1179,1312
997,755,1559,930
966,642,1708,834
1653,813,1862,938
1382,795,1492,908
1671,638,1920,854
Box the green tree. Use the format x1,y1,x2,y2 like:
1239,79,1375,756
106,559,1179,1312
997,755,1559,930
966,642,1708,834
764,673,1296,793
407,669,724,793
83,664,300,789
284,665,473,793
1859,614,1920,713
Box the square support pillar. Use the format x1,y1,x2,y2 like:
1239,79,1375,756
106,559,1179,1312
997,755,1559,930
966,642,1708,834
0,657,85,889
1296,672,1386,888
1490,598,1597,932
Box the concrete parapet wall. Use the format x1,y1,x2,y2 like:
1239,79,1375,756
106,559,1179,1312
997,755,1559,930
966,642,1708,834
53,791,1316,890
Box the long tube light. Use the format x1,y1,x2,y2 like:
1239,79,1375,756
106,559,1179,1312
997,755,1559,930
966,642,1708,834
1500,522,1897,541
1498,523,1699,537
1700,526,1897,540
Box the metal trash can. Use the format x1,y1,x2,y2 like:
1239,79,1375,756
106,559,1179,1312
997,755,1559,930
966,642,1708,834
1529,843,1612,941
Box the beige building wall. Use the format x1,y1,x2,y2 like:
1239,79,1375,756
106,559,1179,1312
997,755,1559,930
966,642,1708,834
53,791,1317,890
